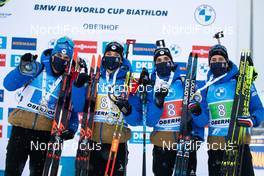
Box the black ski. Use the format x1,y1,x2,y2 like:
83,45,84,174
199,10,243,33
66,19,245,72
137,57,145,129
42,59,75,176
221,50,257,176
173,52,198,176
75,55,101,176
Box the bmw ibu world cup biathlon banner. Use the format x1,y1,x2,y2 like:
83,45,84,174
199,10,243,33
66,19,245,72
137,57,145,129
0,0,264,175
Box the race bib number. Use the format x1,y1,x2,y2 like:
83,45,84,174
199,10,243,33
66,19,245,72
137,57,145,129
208,100,233,128
155,100,182,131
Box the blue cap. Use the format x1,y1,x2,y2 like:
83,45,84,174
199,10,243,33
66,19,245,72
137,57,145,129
52,36,74,59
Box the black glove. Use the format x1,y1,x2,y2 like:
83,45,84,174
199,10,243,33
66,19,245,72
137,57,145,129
139,67,150,86
19,53,38,74
114,99,132,116
21,53,38,62
188,101,202,116
74,58,89,88
74,73,89,87
155,87,168,108
61,129,75,140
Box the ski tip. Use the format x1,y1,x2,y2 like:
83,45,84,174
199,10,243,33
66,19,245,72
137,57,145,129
241,49,251,57
188,52,193,58
97,55,102,67
126,39,136,44
91,55,96,68
194,53,198,59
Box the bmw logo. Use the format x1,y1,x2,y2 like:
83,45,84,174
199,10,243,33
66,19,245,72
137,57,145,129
169,44,181,57
194,4,216,26
198,63,209,76
215,87,226,98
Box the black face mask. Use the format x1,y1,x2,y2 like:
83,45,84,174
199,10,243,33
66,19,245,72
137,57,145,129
51,56,68,75
210,62,228,77
102,56,121,71
156,62,173,77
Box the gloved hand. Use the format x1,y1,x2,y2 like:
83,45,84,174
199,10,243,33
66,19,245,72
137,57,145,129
155,87,168,108
237,116,256,127
19,53,38,75
139,67,150,86
74,73,89,87
74,58,89,87
61,129,75,140
188,101,202,116
21,53,38,62
114,99,132,116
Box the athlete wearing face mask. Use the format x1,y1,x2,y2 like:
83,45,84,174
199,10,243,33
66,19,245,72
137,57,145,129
3,36,79,175
50,38,74,76
102,42,123,72
74,41,133,176
149,45,204,176
190,44,264,176
208,44,230,77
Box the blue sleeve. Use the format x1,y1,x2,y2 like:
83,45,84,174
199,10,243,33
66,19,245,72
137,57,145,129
146,90,163,127
3,63,43,91
68,107,79,133
249,84,264,127
69,85,87,133
71,85,86,113
192,86,209,128
125,94,143,126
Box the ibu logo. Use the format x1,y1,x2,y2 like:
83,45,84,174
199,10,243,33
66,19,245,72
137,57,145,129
194,4,216,26
132,60,153,73
10,54,21,67
215,87,226,98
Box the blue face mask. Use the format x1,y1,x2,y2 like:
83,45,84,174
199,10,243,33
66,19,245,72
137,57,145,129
51,56,68,74
210,62,228,77
156,62,173,77
102,56,121,71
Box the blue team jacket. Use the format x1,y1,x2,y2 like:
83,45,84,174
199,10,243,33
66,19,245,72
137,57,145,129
193,61,264,137
4,49,79,133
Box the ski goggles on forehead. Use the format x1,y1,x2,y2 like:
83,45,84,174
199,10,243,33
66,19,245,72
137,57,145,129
56,37,74,48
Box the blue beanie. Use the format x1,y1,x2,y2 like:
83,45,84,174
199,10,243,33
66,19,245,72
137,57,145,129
51,36,74,59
